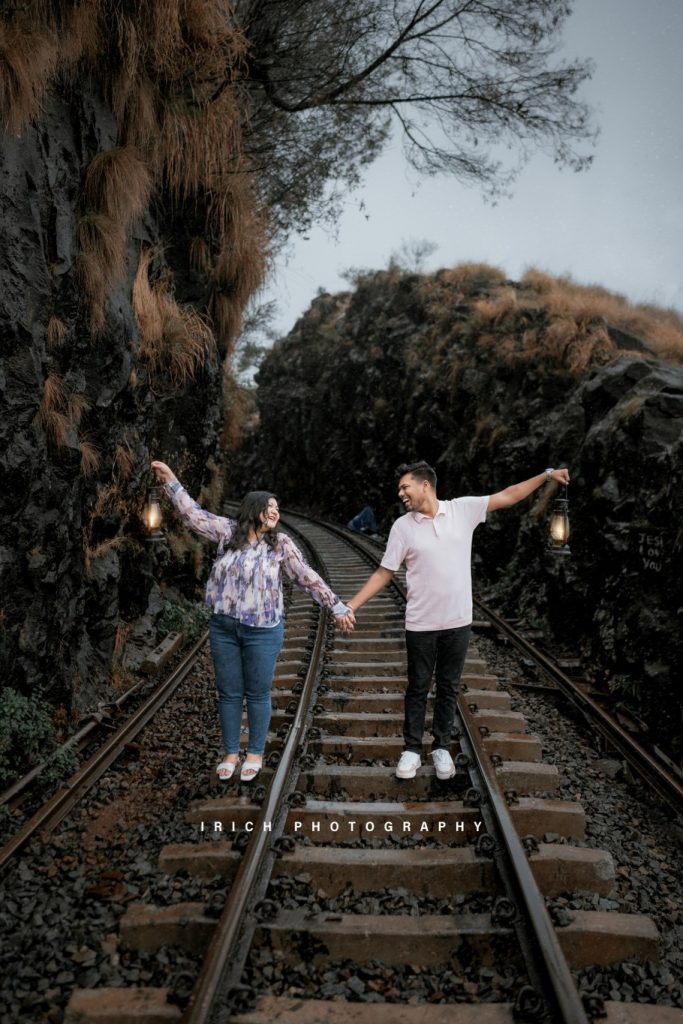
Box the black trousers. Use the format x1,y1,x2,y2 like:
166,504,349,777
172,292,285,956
403,625,472,754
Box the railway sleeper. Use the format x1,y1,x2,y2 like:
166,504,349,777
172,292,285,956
297,763,471,799
158,841,615,898
118,902,658,970
185,796,585,841
230,996,683,1024
63,990,683,1024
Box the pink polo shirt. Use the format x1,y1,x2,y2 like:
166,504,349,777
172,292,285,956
381,496,489,631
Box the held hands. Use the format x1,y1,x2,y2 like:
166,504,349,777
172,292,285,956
150,460,176,485
334,607,356,634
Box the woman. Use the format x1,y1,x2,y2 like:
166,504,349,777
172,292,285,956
151,462,353,781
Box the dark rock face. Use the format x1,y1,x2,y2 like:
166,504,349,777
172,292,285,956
1,87,222,713
237,269,683,751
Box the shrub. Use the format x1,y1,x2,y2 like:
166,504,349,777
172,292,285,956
158,600,210,644
0,689,54,790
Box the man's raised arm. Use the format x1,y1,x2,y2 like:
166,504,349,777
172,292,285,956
487,467,570,512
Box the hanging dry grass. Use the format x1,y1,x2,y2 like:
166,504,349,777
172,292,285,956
79,439,101,476
113,443,135,480
79,147,152,329
132,248,164,347
67,392,91,426
158,93,243,199
47,316,67,348
4,0,267,362
133,247,216,387
113,71,159,151
33,373,93,452
58,2,103,68
0,1,103,134
82,147,151,223
189,237,211,274
33,372,70,450
0,19,58,134
77,213,126,331
207,174,269,353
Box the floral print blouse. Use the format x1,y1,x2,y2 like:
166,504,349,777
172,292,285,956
164,481,346,626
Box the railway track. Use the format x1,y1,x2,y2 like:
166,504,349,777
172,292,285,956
3,512,682,1023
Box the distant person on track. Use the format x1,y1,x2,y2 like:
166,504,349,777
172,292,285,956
344,461,570,780
347,505,379,535
151,461,355,782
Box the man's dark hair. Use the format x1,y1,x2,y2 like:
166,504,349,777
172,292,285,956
395,461,437,489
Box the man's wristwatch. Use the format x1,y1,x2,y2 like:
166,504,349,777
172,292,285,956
545,468,554,482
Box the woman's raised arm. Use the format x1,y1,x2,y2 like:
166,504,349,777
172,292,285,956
151,460,234,544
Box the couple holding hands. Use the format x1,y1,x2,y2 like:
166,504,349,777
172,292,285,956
151,459,569,783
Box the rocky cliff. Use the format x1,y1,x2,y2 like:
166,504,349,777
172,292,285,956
237,264,683,753
0,3,261,720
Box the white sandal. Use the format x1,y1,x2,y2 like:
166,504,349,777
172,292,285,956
216,758,238,781
240,758,262,782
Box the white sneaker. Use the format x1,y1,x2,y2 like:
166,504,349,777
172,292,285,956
431,748,455,780
395,751,421,779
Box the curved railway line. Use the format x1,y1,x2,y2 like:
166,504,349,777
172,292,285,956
1,511,682,1024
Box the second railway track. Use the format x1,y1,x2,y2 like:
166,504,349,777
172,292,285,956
2,512,682,1024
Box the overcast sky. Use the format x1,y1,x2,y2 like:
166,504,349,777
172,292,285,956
261,0,683,340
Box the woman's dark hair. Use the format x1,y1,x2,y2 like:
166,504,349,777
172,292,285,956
227,491,279,550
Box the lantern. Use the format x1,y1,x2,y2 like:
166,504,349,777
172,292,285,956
145,486,163,541
548,486,570,555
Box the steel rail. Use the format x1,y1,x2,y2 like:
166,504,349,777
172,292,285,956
183,516,330,1024
289,514,590,1024
455,706,590,1023
0,631,208,873
474,597,683,817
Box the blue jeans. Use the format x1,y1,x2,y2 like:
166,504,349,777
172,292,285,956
209,614,284,756
404,625,471,753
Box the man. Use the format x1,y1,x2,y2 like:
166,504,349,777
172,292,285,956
345,461,571,780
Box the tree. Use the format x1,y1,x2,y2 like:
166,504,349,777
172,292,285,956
234,0,596,232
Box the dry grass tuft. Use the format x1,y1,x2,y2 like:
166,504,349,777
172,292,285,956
0,20,58,133
79,148,151,329
33,372,71,450
206,174,269,353
82,146,151,223
133,248,216,387
189,236,211,274
521,269,683,363
113,443,135,480
33,373,92,452
77,213,126,331
132,248,165,348
47,316,67,348
114,72,159,151
439,262,507,296
67,392,91,426
79,439,101,476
